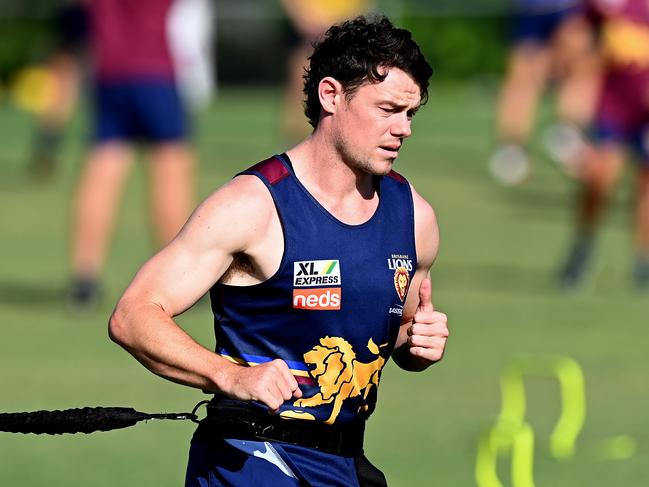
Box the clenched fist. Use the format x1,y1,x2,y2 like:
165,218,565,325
407,278,448,364
222,359,303,412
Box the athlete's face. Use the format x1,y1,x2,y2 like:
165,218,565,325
332,68,421,176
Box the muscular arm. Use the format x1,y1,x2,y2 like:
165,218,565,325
108,175,301,410
391,186,449,372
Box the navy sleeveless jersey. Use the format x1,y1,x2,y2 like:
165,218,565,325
210,154,417,425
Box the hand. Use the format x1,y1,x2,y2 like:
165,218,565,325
223,359,303,413
407,278,448,364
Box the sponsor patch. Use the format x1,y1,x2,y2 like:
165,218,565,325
293,288,341,310
293,260,341,287
292,259,341,311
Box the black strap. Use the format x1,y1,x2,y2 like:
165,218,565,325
355,454,388,487
0,407,196,435
194,397,365,457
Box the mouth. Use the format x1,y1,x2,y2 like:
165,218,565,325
379,145,400,158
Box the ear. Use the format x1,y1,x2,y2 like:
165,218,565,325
318,77,343,116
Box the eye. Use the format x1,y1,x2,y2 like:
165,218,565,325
379,107,394,114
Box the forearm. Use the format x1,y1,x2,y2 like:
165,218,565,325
109,299,236,393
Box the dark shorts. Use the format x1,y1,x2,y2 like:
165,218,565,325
92,79,188,143
593,71,649,165
510,7,578,44
185,437,386,487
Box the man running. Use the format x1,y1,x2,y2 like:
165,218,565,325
110,16,448,486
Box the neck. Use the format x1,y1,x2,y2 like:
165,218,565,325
286,131,375,200
284,132,379,225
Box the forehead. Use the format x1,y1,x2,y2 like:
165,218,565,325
356,68,422,106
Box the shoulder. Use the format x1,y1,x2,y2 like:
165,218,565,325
197,174,274,223
244,156,292,185
176,174,277,254
386,169,409,185
409,183,439,269
216,173,275,213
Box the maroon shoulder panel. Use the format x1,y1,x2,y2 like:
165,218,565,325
387,170,407,184
247,157,290,185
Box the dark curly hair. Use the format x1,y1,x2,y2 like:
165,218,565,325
303,16,433,128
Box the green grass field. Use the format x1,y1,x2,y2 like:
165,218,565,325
1,83,647,486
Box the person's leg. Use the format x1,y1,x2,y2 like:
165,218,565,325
30,1,89,179
497,44,551,144
544,15,601,173
632,166,649,288
30,52,83,179
560,143,625,286
131,78,195,246
185,439,302,487
578,145,625,231
553,15,600,126
148,142,194,245
490,43,552,185
69,142,133,304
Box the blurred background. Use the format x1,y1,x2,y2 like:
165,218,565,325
0,0,647,486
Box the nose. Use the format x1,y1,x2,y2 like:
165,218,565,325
391,112,412,139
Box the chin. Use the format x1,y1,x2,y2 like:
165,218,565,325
348,153,394,176
359,161,391,176
372,158,395,176
374,167,392,176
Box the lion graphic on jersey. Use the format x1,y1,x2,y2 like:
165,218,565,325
293,336,387,424
394,266,410,302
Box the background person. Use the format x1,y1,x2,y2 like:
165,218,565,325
559,0,649,289
69,0,195,308
28,0,89,180
109,16,448,486
489,0,600,185
279,0,374,142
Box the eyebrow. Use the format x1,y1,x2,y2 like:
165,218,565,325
380,100,421,113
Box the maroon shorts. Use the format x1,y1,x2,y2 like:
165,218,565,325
594,70,649,164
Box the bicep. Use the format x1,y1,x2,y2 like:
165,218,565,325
119,176,272,317
121,237,230,317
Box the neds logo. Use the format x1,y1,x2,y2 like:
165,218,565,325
293,288,341,310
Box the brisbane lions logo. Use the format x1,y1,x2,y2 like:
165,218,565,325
292,337,387,424
394,267,410,302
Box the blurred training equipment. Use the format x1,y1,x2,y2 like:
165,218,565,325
476,354,586,487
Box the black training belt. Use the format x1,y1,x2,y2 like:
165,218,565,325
193,396,366,457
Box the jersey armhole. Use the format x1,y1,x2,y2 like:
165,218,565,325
219,169,289,288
